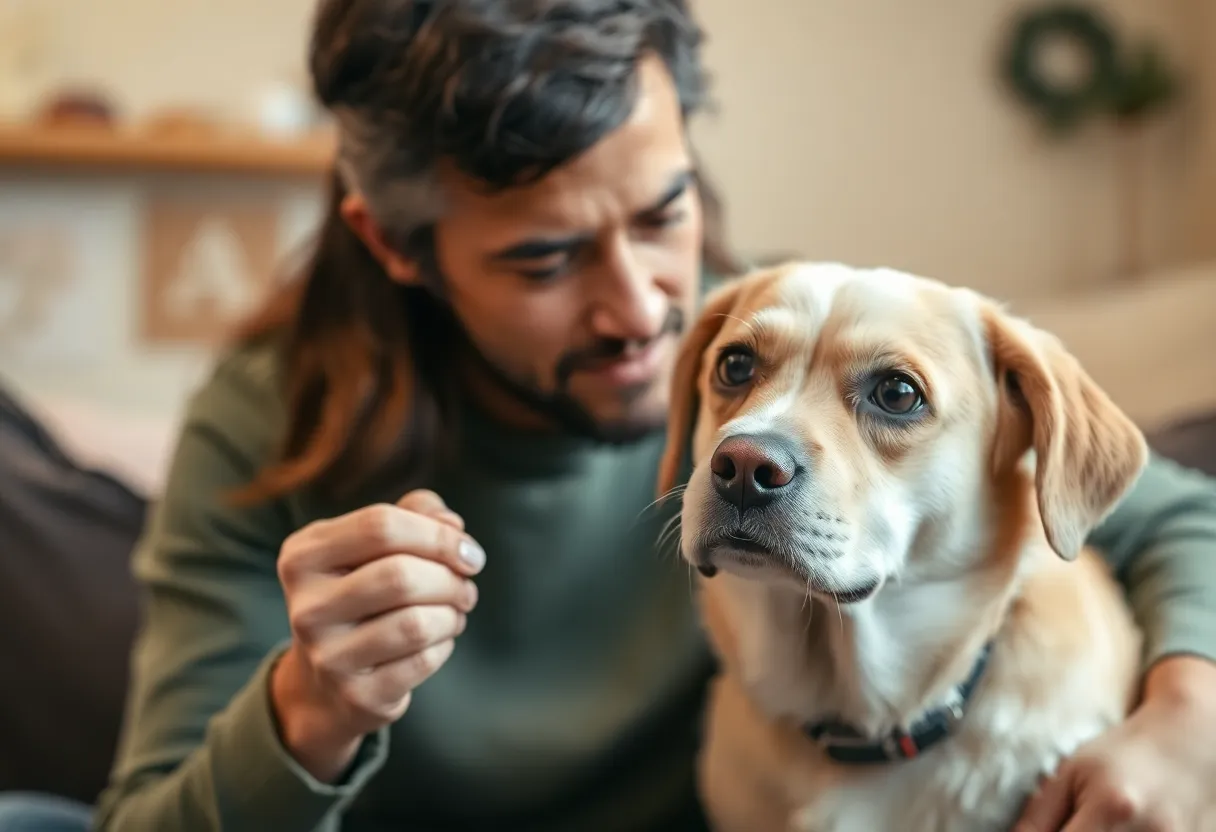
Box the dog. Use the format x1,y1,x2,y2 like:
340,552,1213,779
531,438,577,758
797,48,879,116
658,262,1148,831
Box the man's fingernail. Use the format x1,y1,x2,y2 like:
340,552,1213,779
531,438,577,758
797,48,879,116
459,539,485,572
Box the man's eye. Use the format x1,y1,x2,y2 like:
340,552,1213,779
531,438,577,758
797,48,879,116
640,210,685,230
518,262,567,282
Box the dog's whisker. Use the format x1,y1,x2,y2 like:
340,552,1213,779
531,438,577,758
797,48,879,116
712,311,757,338
637,484,687,522
655,529,679,559
654,514,684,560
814,565,844,634
802,583,816,635
659,513,682,543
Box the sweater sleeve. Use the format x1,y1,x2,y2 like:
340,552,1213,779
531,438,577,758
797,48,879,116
1087,452,1216,669
93,350,389,832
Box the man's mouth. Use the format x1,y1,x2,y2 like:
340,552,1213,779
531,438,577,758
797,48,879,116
579,338,668,387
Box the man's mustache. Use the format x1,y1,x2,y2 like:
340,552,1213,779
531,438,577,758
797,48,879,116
555,307,686,388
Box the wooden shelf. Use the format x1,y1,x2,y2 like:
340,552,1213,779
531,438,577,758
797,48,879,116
0,124,336,178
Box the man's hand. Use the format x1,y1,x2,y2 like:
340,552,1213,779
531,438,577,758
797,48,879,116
270,490,483,783
1015,655,1216,831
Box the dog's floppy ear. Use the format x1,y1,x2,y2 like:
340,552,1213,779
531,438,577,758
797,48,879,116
657,280,745,499
983,305,1148,561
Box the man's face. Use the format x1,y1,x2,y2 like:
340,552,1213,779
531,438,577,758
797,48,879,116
357,55,704,442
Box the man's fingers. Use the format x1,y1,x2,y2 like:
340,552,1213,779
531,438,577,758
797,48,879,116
1063,782,1141,832
353,555,478,614
1015,770,1076,832
1059,800,1115,832
400,491,465,531
398,490,465,530
300,504,485,575
335,640,457,724
365,639,457,700
291,556,478,639
398,489,447,514
318,605,466,673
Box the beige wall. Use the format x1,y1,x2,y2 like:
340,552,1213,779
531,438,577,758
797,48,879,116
35,0,1215,301
692,0,1213,299
1177,0,1216,261
28,0,315,126
25,0,1214,300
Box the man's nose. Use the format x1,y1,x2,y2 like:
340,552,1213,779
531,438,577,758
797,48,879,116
710,433,804,511
588,241,667,340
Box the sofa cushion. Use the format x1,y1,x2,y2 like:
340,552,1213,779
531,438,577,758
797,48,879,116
0,381,145,804
1148,408,1216,478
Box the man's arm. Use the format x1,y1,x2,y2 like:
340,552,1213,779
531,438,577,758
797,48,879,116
93,359,389,832
1088,452,1216,673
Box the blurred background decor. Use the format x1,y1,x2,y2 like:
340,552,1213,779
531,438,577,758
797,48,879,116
0,227,75,348
140,192,282,345
1001,3,1123,136
1000,1,1185,277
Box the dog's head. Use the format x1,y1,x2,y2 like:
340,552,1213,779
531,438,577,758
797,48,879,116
659,263,1148,603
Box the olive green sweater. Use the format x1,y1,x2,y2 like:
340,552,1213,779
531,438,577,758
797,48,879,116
95,338,1216,832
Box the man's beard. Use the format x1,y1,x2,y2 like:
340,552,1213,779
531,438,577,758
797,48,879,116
459,306,686,444
407,249,685,443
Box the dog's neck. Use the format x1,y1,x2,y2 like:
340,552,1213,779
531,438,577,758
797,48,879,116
726,474,1036,740
812,563,1016,737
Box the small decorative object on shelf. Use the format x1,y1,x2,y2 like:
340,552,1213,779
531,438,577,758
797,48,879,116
36,88,118,128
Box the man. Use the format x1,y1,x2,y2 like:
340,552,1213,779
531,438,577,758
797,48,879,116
4,1,1213,830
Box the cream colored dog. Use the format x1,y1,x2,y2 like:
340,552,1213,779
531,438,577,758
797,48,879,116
658,262,1148,832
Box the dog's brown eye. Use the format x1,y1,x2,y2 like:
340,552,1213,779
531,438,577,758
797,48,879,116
716,348,755,388
870,374,924,415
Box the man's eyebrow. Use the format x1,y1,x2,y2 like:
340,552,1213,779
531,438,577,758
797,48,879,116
487,168,695,263
489,235,592,262
637,169,694,217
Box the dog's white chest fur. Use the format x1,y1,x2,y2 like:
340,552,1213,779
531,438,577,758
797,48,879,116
702,567,1136,832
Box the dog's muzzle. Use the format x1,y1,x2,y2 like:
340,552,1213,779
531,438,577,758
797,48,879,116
696,431,808,578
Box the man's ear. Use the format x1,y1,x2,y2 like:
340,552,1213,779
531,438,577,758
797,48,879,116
340,193,421,285
983,304,1148,561
656,280,744,499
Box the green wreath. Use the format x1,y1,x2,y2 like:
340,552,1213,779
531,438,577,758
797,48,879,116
1002,4,1120,134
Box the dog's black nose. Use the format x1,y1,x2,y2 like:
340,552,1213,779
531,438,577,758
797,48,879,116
710,433,802,511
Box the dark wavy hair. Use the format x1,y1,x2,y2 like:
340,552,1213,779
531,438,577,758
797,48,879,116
232,0,740,504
